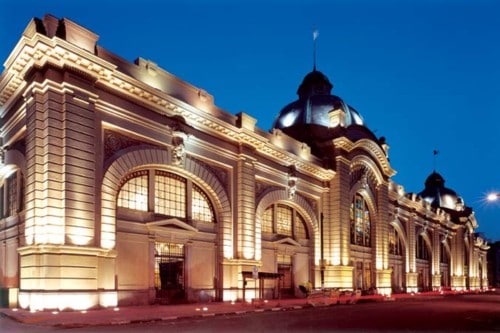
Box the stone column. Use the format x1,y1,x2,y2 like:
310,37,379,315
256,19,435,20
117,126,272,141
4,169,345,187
432,229,442,290
450,228,466,290
322,156,353,289
375,182,391,295
405,214,418,292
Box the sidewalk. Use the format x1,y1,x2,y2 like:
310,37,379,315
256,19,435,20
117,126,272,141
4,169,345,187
0,298,312,328
0,290,493,329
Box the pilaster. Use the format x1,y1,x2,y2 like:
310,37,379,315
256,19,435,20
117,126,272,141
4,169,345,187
405,272,418,293
407,214,417,275
235,145,256,260
432,274,442,291
375,182,389,270
328,156,350,267
375,268,392,295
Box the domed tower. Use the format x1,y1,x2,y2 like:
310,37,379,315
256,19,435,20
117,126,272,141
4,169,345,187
418,172,474,225
418,172,466,211
272,68,381,159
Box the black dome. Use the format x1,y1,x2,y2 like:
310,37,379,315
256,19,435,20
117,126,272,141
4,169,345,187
418,172,464,211
273,70,365,131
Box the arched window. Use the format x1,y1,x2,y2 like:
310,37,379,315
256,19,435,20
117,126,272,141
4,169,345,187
389,225,403,255
416,234,430,260
350,193,371,247
440,242,449,263
117,169,215,223
261,204,308,240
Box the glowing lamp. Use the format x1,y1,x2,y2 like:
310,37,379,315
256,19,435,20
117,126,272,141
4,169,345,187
487,193,499,201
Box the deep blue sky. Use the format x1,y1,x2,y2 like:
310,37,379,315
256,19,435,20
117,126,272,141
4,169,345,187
1,0,499,241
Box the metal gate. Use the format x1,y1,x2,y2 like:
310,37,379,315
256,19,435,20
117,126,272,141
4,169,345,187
155,242,185,304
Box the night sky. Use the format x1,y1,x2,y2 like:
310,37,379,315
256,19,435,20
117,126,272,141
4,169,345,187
1,0,499,241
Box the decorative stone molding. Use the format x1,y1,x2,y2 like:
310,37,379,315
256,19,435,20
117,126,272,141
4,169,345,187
287,165,298,199
171,131,187,166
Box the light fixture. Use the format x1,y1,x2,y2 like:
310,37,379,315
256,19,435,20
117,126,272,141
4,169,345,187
487,193,499,201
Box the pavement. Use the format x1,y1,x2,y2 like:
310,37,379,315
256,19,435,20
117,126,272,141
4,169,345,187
0,290,494,329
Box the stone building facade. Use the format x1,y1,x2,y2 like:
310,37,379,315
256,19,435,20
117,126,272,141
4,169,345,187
0,15,490,310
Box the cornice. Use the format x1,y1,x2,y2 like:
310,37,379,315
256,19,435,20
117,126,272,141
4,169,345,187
0,31,334,181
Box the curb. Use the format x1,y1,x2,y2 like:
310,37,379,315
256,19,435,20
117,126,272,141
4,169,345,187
48,304,310,329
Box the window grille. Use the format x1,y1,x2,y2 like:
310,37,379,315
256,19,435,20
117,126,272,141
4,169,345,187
155,171,186,218
192,184,214,223
262,207,274,233
350,194,371,247
294,214,308,239
117,170,148,211
6,173,17,216
154,242,184,291
276,204,292,236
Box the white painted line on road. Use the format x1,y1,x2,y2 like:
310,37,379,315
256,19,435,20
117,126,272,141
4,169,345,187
254,309,265,312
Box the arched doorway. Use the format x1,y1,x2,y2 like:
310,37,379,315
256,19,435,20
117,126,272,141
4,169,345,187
115,168,218,304
388,224,405,293
416,233,432,292
350,193,375,292
260,202,313,298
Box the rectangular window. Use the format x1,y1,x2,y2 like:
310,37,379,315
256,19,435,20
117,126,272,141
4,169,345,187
6,173,17,217
276,205,292,236
155,172,186,218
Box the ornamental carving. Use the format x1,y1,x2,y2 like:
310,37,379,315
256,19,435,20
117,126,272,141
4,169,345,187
288,165,298,199
190,157,229,192
104,130,153,160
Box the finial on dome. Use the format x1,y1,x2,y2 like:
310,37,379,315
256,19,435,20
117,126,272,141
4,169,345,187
313,28,319,71
433,149,439,172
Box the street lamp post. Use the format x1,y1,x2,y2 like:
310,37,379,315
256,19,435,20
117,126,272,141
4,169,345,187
487,192,500,202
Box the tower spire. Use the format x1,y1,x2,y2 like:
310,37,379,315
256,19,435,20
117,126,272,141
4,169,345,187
313,28,319,71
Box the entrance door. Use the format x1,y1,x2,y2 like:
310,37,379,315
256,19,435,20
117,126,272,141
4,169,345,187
277,254,292,297
155,242,185,304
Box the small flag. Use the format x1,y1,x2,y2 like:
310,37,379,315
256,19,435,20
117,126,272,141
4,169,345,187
313,29,319,41
433,150,439,155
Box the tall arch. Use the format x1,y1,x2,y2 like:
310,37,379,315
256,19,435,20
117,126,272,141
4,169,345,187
255,190,318,262
101,148,232,258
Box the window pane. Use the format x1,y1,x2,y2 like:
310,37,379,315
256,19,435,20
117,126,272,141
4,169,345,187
155,171,186,218
295,214,308,239
117,171,148,211
276,205,292,236
6,172,17,216
262,207,273,233
351,194,371,247
192,184,215,223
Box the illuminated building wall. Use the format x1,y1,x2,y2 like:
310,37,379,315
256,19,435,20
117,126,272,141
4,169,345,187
0,15,490,310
